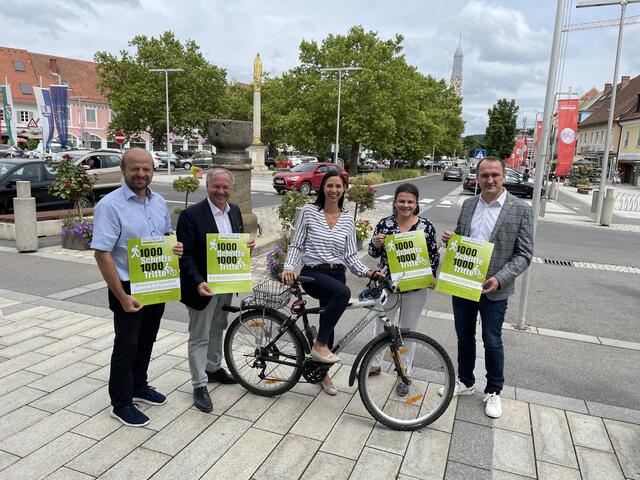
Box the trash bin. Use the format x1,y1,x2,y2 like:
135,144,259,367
590,189,600,213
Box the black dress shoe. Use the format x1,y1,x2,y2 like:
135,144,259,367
206,368,237,384
193,386,213,413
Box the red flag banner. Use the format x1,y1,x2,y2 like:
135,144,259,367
556,99,579,177
535,120,542,147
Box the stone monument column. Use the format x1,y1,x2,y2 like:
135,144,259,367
209,119,257,233
248,53,268,174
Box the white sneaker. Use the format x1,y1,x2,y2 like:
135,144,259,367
484,393,502,418
438,379,475,397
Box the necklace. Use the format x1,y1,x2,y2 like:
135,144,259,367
324,210,341,229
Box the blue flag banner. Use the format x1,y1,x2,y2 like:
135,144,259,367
34,87,55,151
1,85,17,146
50,85,69,149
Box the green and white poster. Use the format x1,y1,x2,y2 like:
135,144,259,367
128,235,181,306
206,233,252,294
435,234,494,302
384,230,434,292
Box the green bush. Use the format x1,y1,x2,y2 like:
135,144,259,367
172,175,200,209
351,173,384,185
277,190,310,231
48,158,97,220
381,169,421,182
346,184,376,221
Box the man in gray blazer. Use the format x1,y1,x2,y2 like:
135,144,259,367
442,156,533,419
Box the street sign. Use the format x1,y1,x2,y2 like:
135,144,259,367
26,118,39,128
114,132,126,145
169,132,176,144
474,149,486,160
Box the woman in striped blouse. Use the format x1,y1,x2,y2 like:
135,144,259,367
368,183,440,396
282,170,380,395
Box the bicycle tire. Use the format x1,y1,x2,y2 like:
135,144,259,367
358,331,455,431
224,310,304,397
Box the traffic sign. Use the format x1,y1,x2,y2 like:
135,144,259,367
26,118,39,128
474,149,486,160
114,132,126,145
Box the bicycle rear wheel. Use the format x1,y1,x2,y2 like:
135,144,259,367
358,331,455,431
224,310,304,397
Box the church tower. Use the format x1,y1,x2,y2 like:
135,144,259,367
450,34,463,96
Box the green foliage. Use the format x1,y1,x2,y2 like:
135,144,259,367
381,169,421,182
463,134,485,157
485,99,519,159
94,31,227,148
346,184,376,221
277,190,310,231
351,173,384,185
261,26,464,174
26,139,39,151
48,159,97,220
172,175,200,209
355,219,373,241
219,82,253,121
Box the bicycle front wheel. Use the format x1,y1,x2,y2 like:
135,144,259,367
358,331,455,431
224,310,304,397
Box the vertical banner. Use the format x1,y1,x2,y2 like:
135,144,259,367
206,233,252,293
0,85,17,146
556,98,579,177
34,87,55,151
50,85,69,149
384,231,434,291
128,236,181,306
535,120,542,147
435,234,494,302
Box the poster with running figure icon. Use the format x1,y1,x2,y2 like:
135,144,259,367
436,234,494,302
128,235,181,305
384,231,434,292
206,233,252,293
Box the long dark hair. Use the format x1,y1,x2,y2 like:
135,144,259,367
313,169,346,211
393,182,420,216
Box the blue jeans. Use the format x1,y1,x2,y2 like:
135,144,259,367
452,295,508,394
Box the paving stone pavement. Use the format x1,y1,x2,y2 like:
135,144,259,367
1,292,640,479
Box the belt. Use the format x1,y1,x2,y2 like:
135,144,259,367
308,263,345,271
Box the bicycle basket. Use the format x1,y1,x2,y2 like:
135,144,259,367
241,278,292,309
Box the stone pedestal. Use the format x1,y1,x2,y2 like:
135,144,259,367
13,181,38,253
249,144,269,175
208,119,257,233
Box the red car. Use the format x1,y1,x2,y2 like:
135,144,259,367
273,162,349,194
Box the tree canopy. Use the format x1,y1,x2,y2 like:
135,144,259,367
485,99,519,159
261,26,464,172
94,31,227,148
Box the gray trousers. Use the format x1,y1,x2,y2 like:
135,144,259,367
187,293,233,388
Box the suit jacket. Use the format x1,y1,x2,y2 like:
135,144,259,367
455,191,533,300
177,199,244,310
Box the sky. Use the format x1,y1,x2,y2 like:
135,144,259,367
4,0,640,135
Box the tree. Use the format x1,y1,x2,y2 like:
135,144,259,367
485,99,519,159
219,82,252,121
94,31,227,148
463,134,485,158
261,26,464,173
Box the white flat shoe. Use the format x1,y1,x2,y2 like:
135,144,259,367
310,347,340,364
322,380,338,396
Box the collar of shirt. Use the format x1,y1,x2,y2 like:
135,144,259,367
121,182,154,203
479,188,507,209
207,196,230,216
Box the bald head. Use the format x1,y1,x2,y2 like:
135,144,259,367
122,148,153,169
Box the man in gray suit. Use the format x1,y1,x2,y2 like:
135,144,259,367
442,156,533,418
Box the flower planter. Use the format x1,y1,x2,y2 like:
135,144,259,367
356,239,365,251
62,231,90,250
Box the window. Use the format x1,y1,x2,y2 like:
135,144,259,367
9,164,43,183
13,60,25,72
104,155,122,168
18,111,33,123
637,132,640,148
20,83,33,95
623,131,630,148
85,108,97,123
0,110,3,121
590,132,594,143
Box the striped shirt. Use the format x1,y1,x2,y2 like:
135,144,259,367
284,204,369,277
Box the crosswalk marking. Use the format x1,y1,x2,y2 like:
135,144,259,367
419,198,434,204
377,195,394,200
440,200,453,205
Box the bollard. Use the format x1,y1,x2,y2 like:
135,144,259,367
539,197,547,217
548,179,557,201
13,181,38,252
591,189,600,213
600,187,615,226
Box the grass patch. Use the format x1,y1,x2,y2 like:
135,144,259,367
351,173,384,185
381,169,422,182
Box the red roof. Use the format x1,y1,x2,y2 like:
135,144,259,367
579,74,640,127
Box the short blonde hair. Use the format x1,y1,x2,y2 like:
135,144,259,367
206,168,234,185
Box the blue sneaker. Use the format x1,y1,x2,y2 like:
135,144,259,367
110,403,150,427
132,385,167,406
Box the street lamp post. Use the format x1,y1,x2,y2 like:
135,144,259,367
150,68,183,176
319,66,362,163
576,0,640,224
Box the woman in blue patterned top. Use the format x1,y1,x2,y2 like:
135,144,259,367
367,183,440,396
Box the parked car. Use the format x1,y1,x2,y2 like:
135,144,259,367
0,144,25,158
73,150,123,201
462,167,477,192
442,166,464,181
179,151,213,170
357,159,378,173
265,157,276,169
149,151,179,170
273,162,349,194
392,159,411,168
275,155,311,169
0,159,70,214
465,166,543,198
52,149,93,162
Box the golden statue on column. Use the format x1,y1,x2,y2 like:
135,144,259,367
249,53,267,171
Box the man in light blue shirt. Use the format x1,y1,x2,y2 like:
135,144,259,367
91,148,183,427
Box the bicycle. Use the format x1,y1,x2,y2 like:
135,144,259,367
222,274,455,431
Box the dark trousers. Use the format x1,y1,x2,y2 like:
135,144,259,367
108,282,164,407
452,295,508,394
300,266,350,348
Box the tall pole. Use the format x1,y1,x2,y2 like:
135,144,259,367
150,68,183,176
70,95,88,148
516,0,567,330
319,66,362,164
